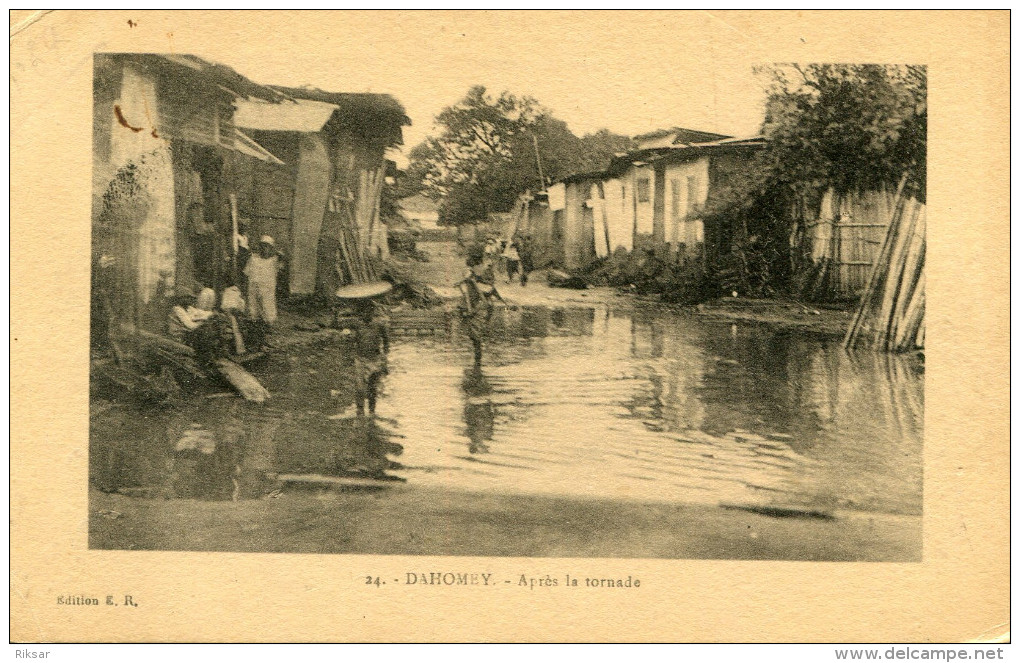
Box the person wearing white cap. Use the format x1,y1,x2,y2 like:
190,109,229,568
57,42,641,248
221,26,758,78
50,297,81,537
243,235,281,329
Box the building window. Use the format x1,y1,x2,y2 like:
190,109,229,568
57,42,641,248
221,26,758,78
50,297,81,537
636,177,651,203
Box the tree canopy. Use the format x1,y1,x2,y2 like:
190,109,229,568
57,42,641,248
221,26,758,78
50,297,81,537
406,85,633,226
696,64,927,297
757,63,927,199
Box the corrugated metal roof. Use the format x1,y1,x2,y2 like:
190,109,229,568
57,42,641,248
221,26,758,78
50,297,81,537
97,54,286,102
234,98,338,133
270,86,411,127
634,127,733,149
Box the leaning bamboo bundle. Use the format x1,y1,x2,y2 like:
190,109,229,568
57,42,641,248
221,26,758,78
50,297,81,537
333,178,379,285
844,179,907,348
883,207,925,351
364,166,387,260
844,182,925,353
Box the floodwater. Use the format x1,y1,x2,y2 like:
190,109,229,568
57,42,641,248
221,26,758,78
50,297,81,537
90,304,923,518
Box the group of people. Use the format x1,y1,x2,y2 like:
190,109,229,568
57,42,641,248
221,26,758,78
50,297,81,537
482,235,534,286
186,200,395,417
187,201,283,334
168,202,286,368
182,209,541,414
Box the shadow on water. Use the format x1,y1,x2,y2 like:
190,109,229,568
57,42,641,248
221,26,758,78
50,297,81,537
91,303,922,517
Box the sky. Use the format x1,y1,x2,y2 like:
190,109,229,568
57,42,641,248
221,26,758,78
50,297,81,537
149,11,771,166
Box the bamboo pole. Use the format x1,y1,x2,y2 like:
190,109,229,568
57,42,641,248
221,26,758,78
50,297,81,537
887,215,925,350
875,198,922,349
229,193,239,283
894,279,925,352
869,198,912,347
844,177,908,349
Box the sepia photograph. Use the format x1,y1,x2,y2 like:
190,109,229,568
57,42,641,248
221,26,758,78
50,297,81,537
11,10,1008,644
87,49,925,563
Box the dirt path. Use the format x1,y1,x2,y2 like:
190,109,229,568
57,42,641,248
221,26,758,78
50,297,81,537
90,487,919,561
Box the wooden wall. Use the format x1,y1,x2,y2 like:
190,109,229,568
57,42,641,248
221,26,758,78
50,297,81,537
807,188,898,298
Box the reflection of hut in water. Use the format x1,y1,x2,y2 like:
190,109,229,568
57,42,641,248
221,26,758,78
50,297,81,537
271,409,404,483
481,306,597,342
628,310,666,358
550,307,596,336
515,307,551,338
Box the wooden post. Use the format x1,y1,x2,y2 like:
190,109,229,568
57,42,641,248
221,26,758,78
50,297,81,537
229,193,239,283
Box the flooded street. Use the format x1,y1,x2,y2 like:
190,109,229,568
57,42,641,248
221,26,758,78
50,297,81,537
385,306,922,517
91,295,923,543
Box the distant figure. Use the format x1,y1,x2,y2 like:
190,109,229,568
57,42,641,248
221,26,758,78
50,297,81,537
458,252,505,367
483,238,501,269
516,234,534,287
351,299,390,416
503,241,521,283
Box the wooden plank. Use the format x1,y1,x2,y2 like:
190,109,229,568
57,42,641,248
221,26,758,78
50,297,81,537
214,358,270,402
226,312,246,355
126,325,197,357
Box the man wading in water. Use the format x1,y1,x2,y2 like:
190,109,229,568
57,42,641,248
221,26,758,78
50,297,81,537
458,249,506,367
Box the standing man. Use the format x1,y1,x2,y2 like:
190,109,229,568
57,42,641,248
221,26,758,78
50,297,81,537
244,235,281,347
502,240,521,284
483,237,501,271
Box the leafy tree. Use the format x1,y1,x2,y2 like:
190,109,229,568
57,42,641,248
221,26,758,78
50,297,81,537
408,85,632,226
700,64,926,297
757,63,927,199
576,129,636,173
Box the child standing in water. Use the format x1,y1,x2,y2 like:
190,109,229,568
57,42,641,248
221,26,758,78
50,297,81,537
351,299,390,416
458,249,505,367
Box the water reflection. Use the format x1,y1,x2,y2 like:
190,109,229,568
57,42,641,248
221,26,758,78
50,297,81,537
386,305,922,516
90,340,406,500
91,303,923,517
462,367,494,454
